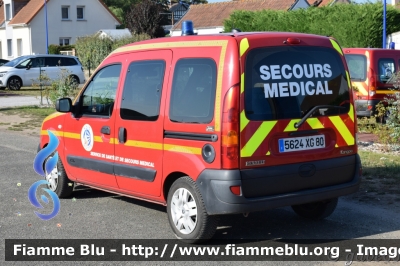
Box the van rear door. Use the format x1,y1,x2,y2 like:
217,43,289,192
238,35,356,198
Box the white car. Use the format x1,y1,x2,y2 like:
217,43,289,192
0,54,86,90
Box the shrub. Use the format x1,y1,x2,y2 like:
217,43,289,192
224,3,400,48
75,33,150,71
48,44,76,55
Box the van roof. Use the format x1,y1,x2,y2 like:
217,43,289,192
118,31,332,50
343,48,400,52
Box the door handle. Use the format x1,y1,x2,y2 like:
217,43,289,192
101,126,111,135
118,127,127,144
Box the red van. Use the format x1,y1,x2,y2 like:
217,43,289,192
344,48,400,118
39,29,361,243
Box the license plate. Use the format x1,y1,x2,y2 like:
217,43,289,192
278,135,325,153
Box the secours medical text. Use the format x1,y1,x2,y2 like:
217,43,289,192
260,64,333,98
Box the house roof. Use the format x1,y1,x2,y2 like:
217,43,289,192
0,2,4,25
172,0,305,30
8,0,122,25
308,0,350,7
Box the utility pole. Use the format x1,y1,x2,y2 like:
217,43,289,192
383,0,387,48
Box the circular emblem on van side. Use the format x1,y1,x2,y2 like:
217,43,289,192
81,124,94,152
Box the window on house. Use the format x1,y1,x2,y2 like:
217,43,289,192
59,38,71,46
7,39,12,57
61,6,69,20
77,6,85,20
5,4,11,21
17,39,22,56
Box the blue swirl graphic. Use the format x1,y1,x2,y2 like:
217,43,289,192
28,180,60,220
33,131,59,177
30,130,61,220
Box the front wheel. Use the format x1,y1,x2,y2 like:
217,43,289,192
167,176,217,243
7,77,22,90
291,198,338,220
45,157,74,198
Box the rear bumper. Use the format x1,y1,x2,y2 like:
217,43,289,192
196,154,362,215
355,99,381,117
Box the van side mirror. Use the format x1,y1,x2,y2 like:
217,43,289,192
26,65,31,70
56,98,72,112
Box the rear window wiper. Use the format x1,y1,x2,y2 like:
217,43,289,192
294,105,346,129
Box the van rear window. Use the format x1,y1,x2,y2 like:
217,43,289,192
344,54,367,81
245,46,350,121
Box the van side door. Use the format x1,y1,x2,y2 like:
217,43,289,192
62,60,125,188
113,50,172,197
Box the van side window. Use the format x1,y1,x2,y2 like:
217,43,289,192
80,64,121,117
344,54,367,81
169,58,217,123
120,60,165,121
378,59,395,83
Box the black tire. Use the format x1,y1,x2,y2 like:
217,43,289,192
291,198,338,220
46,157,74,198
7,76,22,90
68,75,79,86
167,176,217,243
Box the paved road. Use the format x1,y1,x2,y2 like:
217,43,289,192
1,130,399,265
0,94,42,108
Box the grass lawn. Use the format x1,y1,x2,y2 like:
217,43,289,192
0,87,47,97
0,105,56,131
359,150,400,182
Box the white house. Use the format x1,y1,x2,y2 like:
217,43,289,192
0,0,121,59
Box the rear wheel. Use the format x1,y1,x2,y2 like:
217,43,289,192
167,176,217,243
68,75,79,86
7,76,22,90
291,198,338,220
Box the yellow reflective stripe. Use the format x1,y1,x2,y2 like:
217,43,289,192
113,40,227,54
306,118,324,129
284,119,300,132
240,38,249,57
348,104,354,123
346,70,351,88
241,121,277,157
42,112,63,123
214,41,228,132
266,151,270,155
64,132,80,139
164,144,201,155
240,110,249,132
330,39,343,55
94,136,103,142
329,116,354,145
109,138,117,144
376,90,396,94
125,140,163,150
241,73,245,94
40,130,63,137
353,83,368,96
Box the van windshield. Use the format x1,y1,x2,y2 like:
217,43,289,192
3,55,30,67
344,54,367,81
245,46,350,121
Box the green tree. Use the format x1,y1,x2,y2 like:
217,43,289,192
125,0,166,38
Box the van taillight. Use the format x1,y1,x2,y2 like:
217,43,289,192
221,85,239,169
369,67,377,98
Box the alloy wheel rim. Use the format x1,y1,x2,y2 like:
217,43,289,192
45,165,59,191
171,188,198,234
